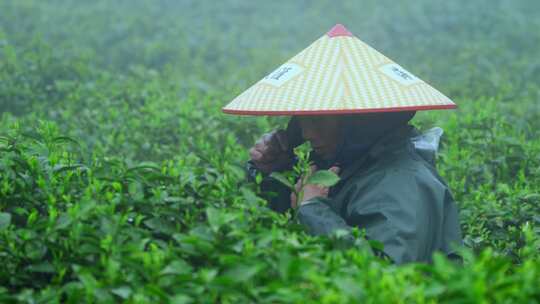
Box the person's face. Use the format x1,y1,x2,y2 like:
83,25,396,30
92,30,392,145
297,115,343,160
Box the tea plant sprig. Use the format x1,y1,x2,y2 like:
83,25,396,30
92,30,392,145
270,143,340,209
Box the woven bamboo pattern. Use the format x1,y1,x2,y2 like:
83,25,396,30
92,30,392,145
223,24,456,115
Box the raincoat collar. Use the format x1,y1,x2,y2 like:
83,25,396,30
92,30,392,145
336,124,417,183
301,112,416,170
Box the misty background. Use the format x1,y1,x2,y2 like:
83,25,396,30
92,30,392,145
2,1,540,103
1,0,539,160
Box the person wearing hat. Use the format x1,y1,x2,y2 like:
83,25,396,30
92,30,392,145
223,24,462,264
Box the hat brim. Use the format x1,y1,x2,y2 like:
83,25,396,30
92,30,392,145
222,104,457,116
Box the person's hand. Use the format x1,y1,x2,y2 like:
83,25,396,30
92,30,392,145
290,165,340,208
249,130,293,174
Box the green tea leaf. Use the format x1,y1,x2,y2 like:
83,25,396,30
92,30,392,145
160,260,193,276
111,286,132,299
0,212,11,229
170,294,193,304
305,170,340,187
26,262,55,273
223,264,262,283
270,172,293,189
206,207,221,232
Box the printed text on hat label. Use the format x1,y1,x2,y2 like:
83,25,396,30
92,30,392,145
379,63,422,86
261,63,304,87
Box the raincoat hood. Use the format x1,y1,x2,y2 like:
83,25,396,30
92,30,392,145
286,111,417,169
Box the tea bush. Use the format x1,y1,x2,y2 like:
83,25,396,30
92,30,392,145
1,0,539,302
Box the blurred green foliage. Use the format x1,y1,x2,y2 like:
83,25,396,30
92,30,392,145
0,0,539,302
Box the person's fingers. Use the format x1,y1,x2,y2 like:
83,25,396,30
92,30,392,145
254,139,267,153
290,192,297,209
250,131,294,172
252,145,277,163
295,179,302,193
315,184,328,192
249,147,263,161
258,150,276,163
253,132,281,161
253,141,266,160
261,132,275,149
251,152,292,173
329,166,341,175
266,132,284,155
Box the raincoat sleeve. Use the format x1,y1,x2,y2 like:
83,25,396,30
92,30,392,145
297,167,457,264
246,161,292,213
296,198,351,235
297,198,375,255
341,171,423,264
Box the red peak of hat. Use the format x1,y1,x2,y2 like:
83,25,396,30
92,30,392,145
327,24,353,37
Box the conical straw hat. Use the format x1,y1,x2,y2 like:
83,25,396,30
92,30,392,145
223,24,456,116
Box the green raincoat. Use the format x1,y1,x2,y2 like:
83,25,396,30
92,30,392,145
249,122,462,264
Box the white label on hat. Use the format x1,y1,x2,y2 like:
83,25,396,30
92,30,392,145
261,63,303,87
379,63,421,86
